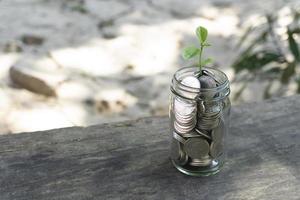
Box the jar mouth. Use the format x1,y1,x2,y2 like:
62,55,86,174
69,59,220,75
173,66,229,92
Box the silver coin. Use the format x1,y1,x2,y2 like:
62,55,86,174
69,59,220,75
181,130,203,138
202,69,221,85
222,97,231,116
174,121,196,134
173,97,197,133
183,138,210,159
195,128,212,140
198,103,222,118
197,118,220,130
174,97,196,116
171,140,188,166
189,156,212,167
198,76,217,99
198,75,217,89
204,106,221,116
197,101,205,113
171,140,180,160
197,106,222,118
174,118,196,127
175,114,196,124
211,120,224,142
210,141,223,158
181,76,201,89
173,131,186,143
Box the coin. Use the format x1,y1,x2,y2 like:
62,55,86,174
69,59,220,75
181,76,201,89
197,117,220,130
173,96,197,134
202,69,221,85
211,120,224,142
189,156,212,167
183,138,210,159
198,75,217,88
195,128,212,140
198,101,222,116
174,113,196,125
222,97,231,116
181,130,204,138
205,103,221,114
174,98,196,117
174,120,195,134
171,140,188,166
209,141,223,158
173,131,186,143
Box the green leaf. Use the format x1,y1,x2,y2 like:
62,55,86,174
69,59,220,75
201,58,213,66
281,62,296,84
196,26,208,43
182,46,200,60
287,29,300,62
232,51,281,73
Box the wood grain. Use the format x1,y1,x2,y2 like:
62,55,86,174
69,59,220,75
0,95,300,200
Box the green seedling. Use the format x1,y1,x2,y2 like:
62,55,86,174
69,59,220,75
182,26,213,75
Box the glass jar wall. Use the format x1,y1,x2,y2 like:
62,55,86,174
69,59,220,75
169,66,230,176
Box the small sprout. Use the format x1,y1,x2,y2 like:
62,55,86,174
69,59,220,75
201,57,213,66
182,26,213,74
182,46,200,60
196,26,208,43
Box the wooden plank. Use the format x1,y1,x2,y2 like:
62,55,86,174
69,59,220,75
0,95,300,200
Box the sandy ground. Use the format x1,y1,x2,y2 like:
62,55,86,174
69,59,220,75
0,0,298,134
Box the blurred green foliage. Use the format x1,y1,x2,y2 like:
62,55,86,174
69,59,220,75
232,8,300,100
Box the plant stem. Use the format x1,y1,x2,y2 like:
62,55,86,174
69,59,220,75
199,45,204,74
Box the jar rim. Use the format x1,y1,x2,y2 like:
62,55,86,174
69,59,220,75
173,66,229,92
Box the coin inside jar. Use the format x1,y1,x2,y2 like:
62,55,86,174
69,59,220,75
211,120,224,143
174,120,196,134
171,140,188,166
198,75,217,88
202,69,221,85
209,141,223,158
174,97,196,117
169,66,230,175
189,156,212,167
196,117,220,130
173,131,186,143
183,138,210,159
173,96,197,134
195,128,212,140
181,76,201,88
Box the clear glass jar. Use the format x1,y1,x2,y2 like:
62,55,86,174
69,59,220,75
169,66,230,176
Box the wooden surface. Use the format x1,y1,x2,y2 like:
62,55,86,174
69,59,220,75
0,96,300,200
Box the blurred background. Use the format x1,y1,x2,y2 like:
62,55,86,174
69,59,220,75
0,0,300,134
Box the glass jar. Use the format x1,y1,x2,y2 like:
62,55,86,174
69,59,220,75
169,66,230,176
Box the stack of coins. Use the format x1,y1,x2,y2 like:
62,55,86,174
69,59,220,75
173,76,199,135
171,73,225,168
172,120,225,167
173,97,197,134
196,101,222,130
